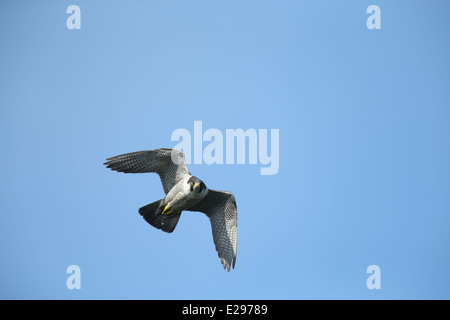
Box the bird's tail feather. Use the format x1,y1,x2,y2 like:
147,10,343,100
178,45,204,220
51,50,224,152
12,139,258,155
139,200,181,233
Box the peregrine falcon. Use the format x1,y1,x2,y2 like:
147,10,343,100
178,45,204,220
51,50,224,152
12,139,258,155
104,148,238,271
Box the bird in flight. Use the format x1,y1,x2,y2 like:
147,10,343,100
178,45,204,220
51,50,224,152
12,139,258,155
104,148,238,271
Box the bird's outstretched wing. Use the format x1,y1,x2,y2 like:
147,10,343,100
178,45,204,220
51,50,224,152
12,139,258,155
188,190,238,271
104,148,189,194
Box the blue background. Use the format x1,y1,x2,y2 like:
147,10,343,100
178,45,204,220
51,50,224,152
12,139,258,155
1,0,449,299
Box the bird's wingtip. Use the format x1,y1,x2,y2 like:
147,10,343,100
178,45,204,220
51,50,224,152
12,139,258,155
221,258,236,272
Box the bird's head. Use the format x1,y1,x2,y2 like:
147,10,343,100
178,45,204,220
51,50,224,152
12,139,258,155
188,176,207,193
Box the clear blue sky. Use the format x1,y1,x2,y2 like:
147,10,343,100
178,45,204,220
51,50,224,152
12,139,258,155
1,0,449,299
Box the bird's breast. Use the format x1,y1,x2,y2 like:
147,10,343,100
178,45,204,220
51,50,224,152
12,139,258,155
164,177,208,212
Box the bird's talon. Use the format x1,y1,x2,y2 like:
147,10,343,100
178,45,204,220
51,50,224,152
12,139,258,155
162,205,171,215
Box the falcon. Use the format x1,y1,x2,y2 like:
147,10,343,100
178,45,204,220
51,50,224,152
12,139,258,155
103,148,238,271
